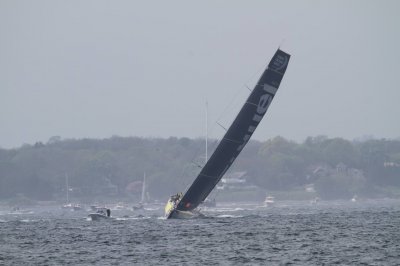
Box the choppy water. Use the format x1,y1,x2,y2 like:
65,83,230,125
1,199,400,265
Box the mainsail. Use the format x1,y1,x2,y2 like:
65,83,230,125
176,49,290,212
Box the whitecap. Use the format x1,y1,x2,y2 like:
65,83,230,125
216,214,243,218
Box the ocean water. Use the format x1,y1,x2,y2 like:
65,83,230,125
1,199,400,265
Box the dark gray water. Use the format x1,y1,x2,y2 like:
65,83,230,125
1,200,400,265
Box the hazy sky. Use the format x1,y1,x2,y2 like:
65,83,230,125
1,0,399,149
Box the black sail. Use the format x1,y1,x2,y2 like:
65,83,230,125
177,49,290,212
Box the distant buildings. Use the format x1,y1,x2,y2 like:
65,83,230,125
217,171,259,191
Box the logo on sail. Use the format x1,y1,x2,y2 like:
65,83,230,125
235,84,277,154
270,54,288,72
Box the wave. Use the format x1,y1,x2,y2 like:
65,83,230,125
215,214,244,218
205,207,245,212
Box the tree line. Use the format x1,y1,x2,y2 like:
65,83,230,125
0,135,399,203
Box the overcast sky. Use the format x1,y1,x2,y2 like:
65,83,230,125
1,0,399,149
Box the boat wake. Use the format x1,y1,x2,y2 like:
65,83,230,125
143,207,160,211
115,216,152,220
20,219,37,223
205,207,245,212
215,214,244,218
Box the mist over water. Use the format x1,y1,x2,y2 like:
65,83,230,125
1,199,399,265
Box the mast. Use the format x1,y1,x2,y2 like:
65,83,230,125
141,172,146,203
205,100,208,164
176,49,290,212
65,173,69,204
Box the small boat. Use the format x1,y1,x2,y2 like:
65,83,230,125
112,203,126,211
73,204,83,211
132,203,144,210
88,213,112,221
310,197,319,204
9,207,33,215
165,48,290,219
88,213,108,220
88,208,112,221
264,196,275,207
62,203,83,211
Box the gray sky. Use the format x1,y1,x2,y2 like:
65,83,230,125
1,0,399,149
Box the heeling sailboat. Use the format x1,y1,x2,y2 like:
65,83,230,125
165,48,291,219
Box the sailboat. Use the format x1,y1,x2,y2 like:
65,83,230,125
132,172,147,210
61,173,82,211
165,48,291,219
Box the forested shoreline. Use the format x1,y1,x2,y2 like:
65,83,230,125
1,136,400,204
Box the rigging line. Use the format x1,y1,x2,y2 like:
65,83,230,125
204,92,246,156
212,80,254,135
214,85,247,124
197,173,218,179
211,187,220,201
175,139,207,190
182,137,219,192
206,138,220,161
221,137,242,144
214,95,245,134
186,58,269,190
216,122,227,132
209,58,269,145
176,101,210,187
242,60,269,90
192,162,203,169
179,130,219,191
180,103,215,186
